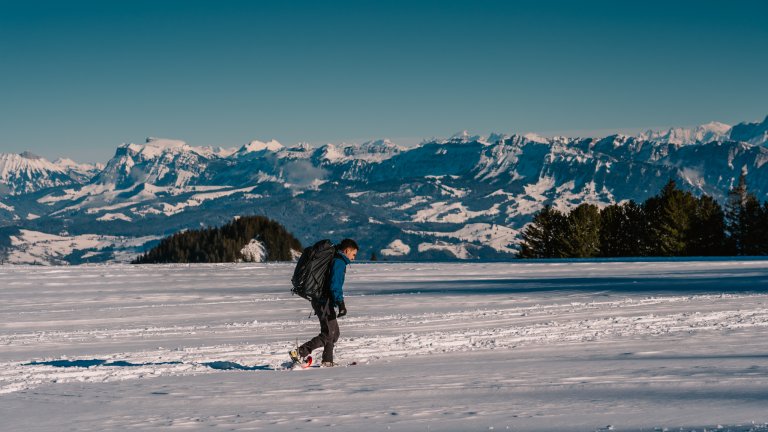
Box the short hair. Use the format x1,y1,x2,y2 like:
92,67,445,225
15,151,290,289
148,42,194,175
337,238,359,251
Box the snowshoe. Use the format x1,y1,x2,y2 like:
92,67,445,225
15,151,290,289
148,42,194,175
289,350,313,369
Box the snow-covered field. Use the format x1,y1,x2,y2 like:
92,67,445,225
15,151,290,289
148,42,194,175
2,260,768,431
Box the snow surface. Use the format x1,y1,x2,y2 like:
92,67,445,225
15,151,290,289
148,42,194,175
7,229,158,265
380,239,411,256
96,212,133,222
160,186,255,216
1,261,768,431
406,223,519,254
417,240,472,259
412,201,501,224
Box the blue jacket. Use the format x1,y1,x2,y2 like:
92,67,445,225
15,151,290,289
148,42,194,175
328,252,350,306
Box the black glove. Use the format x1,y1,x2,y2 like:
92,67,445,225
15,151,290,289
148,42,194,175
337,301,347,317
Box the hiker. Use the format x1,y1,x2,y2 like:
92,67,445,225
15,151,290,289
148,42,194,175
290,238,358,367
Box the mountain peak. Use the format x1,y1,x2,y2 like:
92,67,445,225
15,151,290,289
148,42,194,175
20,151,42,160
0,152,74,195
144,137,187,148
53,157,104,172
635,121,732,145
700,121,731,133
521,133,549,144
358,138,405,152
360,138,395,147
487,133,510,144
729,116,768,146
448,130,484,143
121,138,190,159
1,152,58,170
239,139,284,154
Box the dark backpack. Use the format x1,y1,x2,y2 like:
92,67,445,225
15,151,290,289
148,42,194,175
291,239,336,301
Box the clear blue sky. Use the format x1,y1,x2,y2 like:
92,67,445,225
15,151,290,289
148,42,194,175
1,0,766,162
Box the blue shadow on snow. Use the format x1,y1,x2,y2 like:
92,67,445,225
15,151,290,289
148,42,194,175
361,273,768,296
24,359,272,371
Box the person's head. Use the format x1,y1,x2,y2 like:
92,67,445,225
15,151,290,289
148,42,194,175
337,238,359,261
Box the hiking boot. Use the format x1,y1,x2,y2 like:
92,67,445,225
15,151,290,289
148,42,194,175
321,361,335,367
289,349,301,363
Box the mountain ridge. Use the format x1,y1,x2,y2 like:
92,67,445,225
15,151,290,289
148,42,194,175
2,115,767,264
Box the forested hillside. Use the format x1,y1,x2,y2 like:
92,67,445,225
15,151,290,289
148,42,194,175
133,216,302,264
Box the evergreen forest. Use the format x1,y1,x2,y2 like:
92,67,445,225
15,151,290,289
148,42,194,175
133,215,303,264
518,174,768,258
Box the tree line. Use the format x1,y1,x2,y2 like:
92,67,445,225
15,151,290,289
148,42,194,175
518,174,768,258
133,215,303,264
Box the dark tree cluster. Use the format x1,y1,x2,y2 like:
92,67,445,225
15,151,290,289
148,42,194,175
133,215,303,264
518,174,768,258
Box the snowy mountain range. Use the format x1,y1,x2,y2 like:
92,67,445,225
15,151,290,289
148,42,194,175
0,152,103,196
1,115,767,264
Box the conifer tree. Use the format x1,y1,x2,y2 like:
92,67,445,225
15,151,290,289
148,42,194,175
517,179,754,259
758,203,768,255
687,195,727,256
562,203,600,258
599,203,623,257
518,205,567,258
624,200,650,255
646,180,697,256
599,201,646,257
724,172,765,255
725,172,749,254
742,194,764,255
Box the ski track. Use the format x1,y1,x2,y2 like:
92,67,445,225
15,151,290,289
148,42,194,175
2,261,768,397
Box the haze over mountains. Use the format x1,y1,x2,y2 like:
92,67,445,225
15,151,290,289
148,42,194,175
1,115,767,264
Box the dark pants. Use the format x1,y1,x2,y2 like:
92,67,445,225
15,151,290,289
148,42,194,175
298,298,339,363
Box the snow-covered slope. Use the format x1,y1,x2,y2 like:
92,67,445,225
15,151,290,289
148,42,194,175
730,115,768,146
2,261,768,431
0,152,80,195
3,116,768,263
5,228,160,264
53,158,104,183
92,137,216,188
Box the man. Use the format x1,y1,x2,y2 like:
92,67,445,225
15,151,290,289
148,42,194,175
290,238,358,367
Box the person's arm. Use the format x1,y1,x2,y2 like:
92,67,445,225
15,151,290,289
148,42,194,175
329,257,346,306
